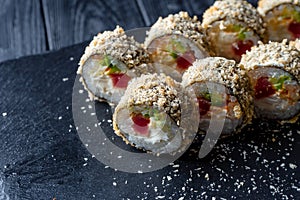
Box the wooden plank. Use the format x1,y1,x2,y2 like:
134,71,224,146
42,0,145,50
137,0,193,26
0,0,46,63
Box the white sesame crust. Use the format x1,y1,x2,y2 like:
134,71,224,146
240,40,300,81
258,0,300,16
290,38,300,51
118,73,181,123
144,11,208,53
182,57,254,128
78,26,150,75
113,73,182,145
202,0,265,38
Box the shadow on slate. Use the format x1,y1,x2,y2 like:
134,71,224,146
0,40,300,199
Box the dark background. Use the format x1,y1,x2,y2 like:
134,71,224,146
0,0,258,63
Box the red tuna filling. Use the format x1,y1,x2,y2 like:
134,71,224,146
132,113,150,136
176,50,195,71
232,40,254,57
109,73,131,88
197,97,211,116
288,21,300,38
254,77,276,99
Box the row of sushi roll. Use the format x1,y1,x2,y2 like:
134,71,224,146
77,0,300,155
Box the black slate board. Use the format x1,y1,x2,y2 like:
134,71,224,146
0,40,300,200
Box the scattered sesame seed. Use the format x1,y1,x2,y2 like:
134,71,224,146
2,112,7,117
289,163,297,169
204,173,209,180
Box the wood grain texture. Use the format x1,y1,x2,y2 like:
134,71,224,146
42,0,145,50
0,0,260,63
0,0,46,63
137,0,193,26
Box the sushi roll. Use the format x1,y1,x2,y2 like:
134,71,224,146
258,0,300,42
182,57,254,136
240,40,300,120
113,74,199,154
144,11,210,81
202,0,265,61
77,26,154,105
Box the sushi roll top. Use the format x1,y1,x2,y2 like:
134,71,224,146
145,11,207,50
79,26,150,71
203,0,264,36
241,40,300,80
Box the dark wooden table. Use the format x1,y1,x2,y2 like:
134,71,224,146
0,0,259,63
